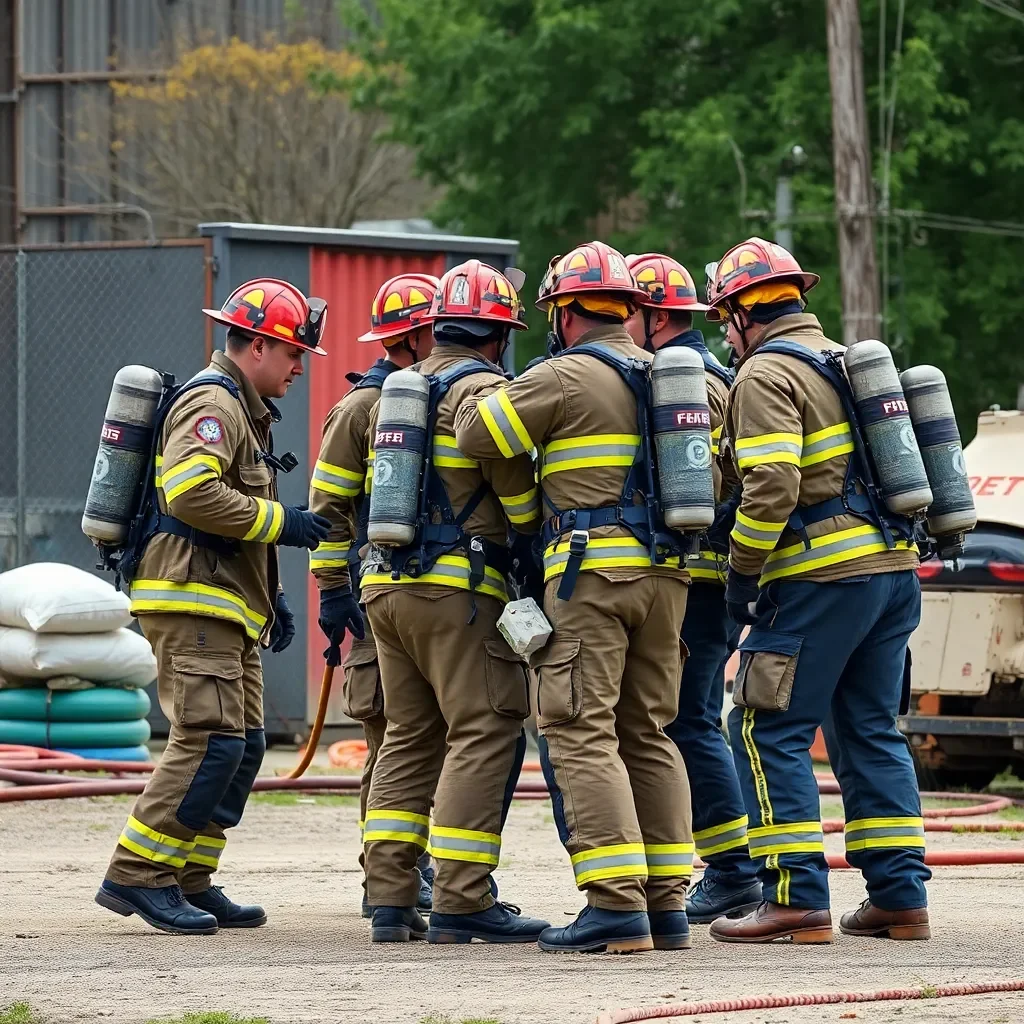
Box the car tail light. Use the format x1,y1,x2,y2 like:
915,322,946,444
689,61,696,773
917,561,944,579
988,562,1024,582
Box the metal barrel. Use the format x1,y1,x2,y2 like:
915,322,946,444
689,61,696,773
651,346,715,530
900,365,977,537
81,365,164,546
366,370,430,546
844,340,932,515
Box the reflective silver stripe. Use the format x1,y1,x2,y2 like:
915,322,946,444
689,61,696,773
308,546,350,564
433,436,479,467
430,835,500,857
161,461,218,494
544,543,647,573
801,428,852,460
251,500,278,543
189,840,225,864
501,492,539,518
687,553,726,580
645,852,694,868
129,586,264,636
572,852,647,876
120,824,193,865
482,393,530,456
735,438,802,461
846,824,925,842
542,442,638,468
364,816,429,838
748,828,824,856
764,528,883,574
695,823,748,856
732,518,783,546
312,463,363,493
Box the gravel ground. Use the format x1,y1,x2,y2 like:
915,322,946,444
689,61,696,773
1,758,1023,1024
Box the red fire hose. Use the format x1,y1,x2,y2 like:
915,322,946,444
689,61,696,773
596,979,1024,1024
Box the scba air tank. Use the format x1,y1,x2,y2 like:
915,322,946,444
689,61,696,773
843,340,933,515
366,370,430,546
900,365,977,538
82,365,165,547
651,346,715,530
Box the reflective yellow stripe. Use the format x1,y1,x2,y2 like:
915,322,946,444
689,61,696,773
118,815,195,868
497,390,533,452
741,707,773,827
130,580,267,639
363,809,430,848
499,486,540,524
734,431,802,469
540,433,640,478
693,815,749,856
800,423,855,467
687,550,728,583
365,449,375,493
362,554,508,602
243,498,284,543
731,509,787,551
571,843,648,886
844,816,926,852
430,825,501,866
158,454,224,503
542,534,679,581
644,842,695,877
309,540,351,571
432,434,479,469
711,424,722,456
761,525,917,584
748,820,825,857
479,389,533,458
187,833,227,868
311,458,364,497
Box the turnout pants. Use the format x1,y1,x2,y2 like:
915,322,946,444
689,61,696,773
363,589,528,914
666,583,755,886
534,573,693,912
728,570,931,911
106,614,266,892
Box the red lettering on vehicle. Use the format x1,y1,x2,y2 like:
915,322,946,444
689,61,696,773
978,476,1004,497
968,476,981,493
962,662,972,677
1005,476,1024,496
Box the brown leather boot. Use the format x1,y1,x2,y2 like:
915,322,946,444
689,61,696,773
709,901,833,944
840,900,930,940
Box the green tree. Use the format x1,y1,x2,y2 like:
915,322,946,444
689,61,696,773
346,0,1024,434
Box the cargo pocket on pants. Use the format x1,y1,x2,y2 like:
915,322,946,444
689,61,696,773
483,638,531,719
732,630,803,712
341,638,383,721
171,654,244,730
530,638,582,728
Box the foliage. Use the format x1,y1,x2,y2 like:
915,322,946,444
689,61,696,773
72,39,429,235
343,0,1024,430
0,1003,41,1024
144,1013,269,1024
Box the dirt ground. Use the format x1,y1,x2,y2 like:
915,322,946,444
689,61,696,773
2,752,1023,1024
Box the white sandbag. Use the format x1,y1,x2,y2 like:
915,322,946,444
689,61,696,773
0,562,131,634
0,627,156,687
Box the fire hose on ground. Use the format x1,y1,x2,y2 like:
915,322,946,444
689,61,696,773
3,742,1024,868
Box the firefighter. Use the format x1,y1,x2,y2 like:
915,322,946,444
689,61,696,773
96,280,332,934
309,272,439,918
361,260,549,945
704,238,931,945
624,252,762,923
455,241,695,955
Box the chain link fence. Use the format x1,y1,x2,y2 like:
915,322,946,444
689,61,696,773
0,242,210,573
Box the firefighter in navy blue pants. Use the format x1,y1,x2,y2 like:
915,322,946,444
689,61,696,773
668,589,759,920
704,237,931,944
624,251,762,923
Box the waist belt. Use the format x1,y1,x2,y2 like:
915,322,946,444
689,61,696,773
155,515,240,558
787,492,914,550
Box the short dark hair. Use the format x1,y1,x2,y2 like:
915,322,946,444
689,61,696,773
225,326,254,352
667,310,693,332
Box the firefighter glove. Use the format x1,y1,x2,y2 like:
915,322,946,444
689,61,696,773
725,569,760,626
269,590,295,653
707,486,742,555
279,504,331,550
319,586,365,656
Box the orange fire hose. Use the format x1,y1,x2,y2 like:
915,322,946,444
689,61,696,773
287,657,337,780
596,979,1024,1024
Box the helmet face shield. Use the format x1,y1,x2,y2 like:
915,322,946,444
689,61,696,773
304,297,328,350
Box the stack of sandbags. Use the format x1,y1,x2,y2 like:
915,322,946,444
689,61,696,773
0,563,156,761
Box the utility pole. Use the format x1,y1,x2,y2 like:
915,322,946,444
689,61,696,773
826,0,881,346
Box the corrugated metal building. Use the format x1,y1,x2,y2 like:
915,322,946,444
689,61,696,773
1,0,345,245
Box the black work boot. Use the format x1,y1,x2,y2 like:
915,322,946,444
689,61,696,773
428,901,549,944
371,906,428,943
185,886,267,928
96,880,218,935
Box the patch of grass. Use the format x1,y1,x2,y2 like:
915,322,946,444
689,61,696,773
992,769,1024,792
997,805,1024,821
420,1017,502,1024
247,792,357,807
0,1003,41,1024
145,1013,269,1024
919,984,938,999
820,799,845,819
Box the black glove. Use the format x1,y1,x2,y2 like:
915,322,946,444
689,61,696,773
269,591,295,653
318,586,365,663
725,569,761,626
707,486,742,555
278,504,330,550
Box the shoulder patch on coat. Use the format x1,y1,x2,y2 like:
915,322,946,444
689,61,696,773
195,416,224,443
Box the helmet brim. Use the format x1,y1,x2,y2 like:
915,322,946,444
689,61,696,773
535,285,649,311
202,308,327,356
356,317,435,344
